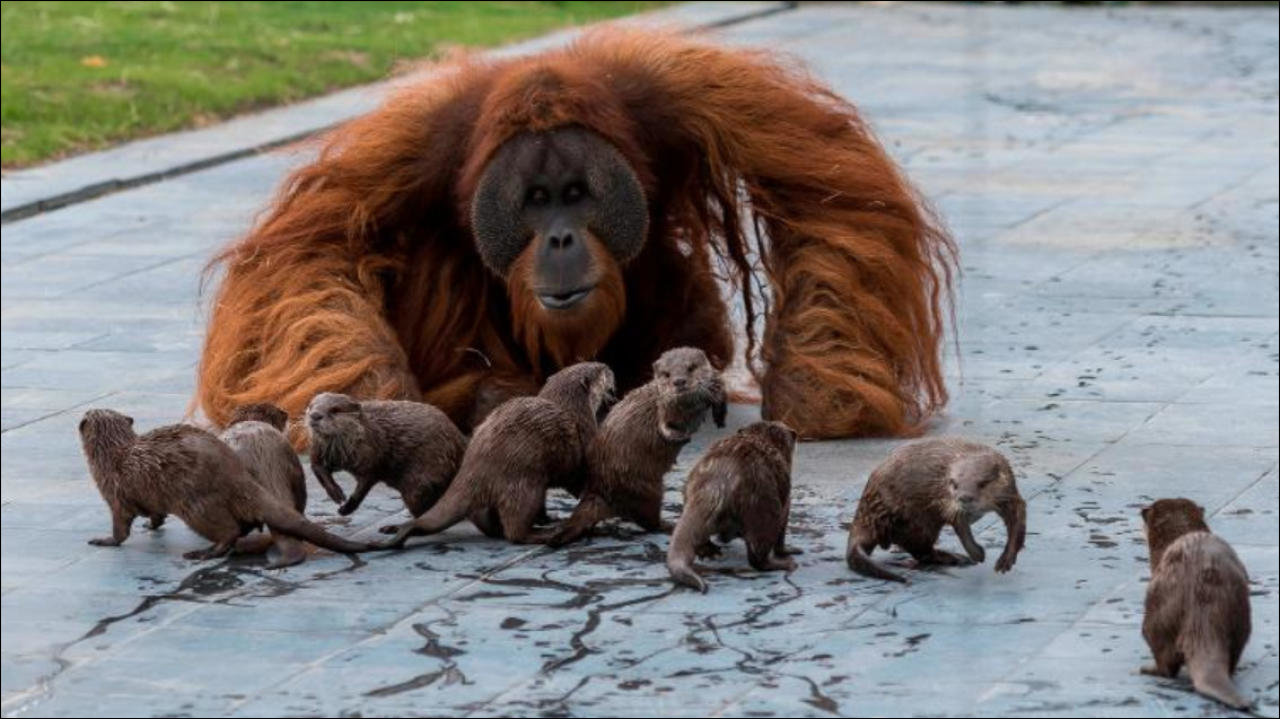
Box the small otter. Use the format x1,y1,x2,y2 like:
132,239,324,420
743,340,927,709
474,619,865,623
1140,498,1252,710
650,346,727,433
846,438,1026,583
381,362,616,547
220,403,310,568
667,421,798,593
306,393,466,520
80,409,373,560
545,347,726,547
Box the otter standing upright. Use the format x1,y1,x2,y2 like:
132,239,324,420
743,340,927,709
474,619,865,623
846,438,1026,583
667,421,798,593
381,362,615,547
79,409,373,560
1140,498,1252,710
546,347,726,546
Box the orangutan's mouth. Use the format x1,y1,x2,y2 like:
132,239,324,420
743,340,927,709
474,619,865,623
538,285,595,310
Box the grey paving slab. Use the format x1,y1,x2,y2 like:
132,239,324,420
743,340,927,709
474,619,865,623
2,2,1278,717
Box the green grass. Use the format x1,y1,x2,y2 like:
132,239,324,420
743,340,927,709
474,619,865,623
0,1,667,167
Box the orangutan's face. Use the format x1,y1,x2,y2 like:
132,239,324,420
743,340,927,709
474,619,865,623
470,127,648,312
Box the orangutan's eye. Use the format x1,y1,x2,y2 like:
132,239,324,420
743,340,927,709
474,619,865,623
527,186,550,206
563,182,585,204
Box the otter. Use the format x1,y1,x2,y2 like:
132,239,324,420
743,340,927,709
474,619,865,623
1140,498,1252,710
846,438,1026,583
650,346,727,433
79,409,373,560
306,393,466,521
667,421,798,593
544,347,726,547
219,403,310,568
380,362,616,547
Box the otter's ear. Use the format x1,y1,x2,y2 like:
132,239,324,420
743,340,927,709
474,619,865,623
126,416,134,427
78,418,88,433
1140,505,1152,523
1195,503,1206,520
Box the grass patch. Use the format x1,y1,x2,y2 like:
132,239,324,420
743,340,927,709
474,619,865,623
0,1,667,167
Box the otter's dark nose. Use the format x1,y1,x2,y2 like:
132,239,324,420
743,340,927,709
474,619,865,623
673,378,688,391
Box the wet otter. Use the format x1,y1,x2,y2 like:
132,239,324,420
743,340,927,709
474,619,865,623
846,438,1026,583
80,409,373,560
380,362,616,547
667,421,798,593
1141,498,1252,710
306,393,467,521
220,403,310,568
545,347,726,546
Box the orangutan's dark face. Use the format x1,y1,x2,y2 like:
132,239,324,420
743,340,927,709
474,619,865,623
470,127,648,311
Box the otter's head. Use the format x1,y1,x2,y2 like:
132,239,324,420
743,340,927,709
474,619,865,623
540,361,617,422
1141,498,1209,568
228,403,289,432
305,393,365,443
78,409,137,466
739,421,798,464
652,347,716,393
948,452,1013,520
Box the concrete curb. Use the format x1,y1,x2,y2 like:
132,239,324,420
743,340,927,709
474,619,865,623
0,1,794,224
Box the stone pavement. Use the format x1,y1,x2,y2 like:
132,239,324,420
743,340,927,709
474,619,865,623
2,2,1277,717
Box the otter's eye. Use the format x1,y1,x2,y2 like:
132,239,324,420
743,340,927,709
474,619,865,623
687,363,696,372
562,182,585,204
526,186,550,206
658,371,669,379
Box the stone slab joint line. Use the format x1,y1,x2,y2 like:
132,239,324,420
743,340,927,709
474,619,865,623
222,544,549,713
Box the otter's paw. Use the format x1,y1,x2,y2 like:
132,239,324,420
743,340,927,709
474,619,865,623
994,551,1018,573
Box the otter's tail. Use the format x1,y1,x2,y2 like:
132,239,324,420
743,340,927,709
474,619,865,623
546,495,612,548
381,482,470,549
1187,646,1250,710
667,511,710,593
846,541,908,584
259,502,373,555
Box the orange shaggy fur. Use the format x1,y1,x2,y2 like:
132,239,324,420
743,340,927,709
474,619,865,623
198,28,955,441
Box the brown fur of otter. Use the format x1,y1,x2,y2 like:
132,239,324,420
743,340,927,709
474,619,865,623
220,403,310,568
846,438,1026,583
1140,498,1252,710
381,362,615,547
650,346,727,436
79,409,373,560
667,421,798,593
545,347,726,547
306,393,466,523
